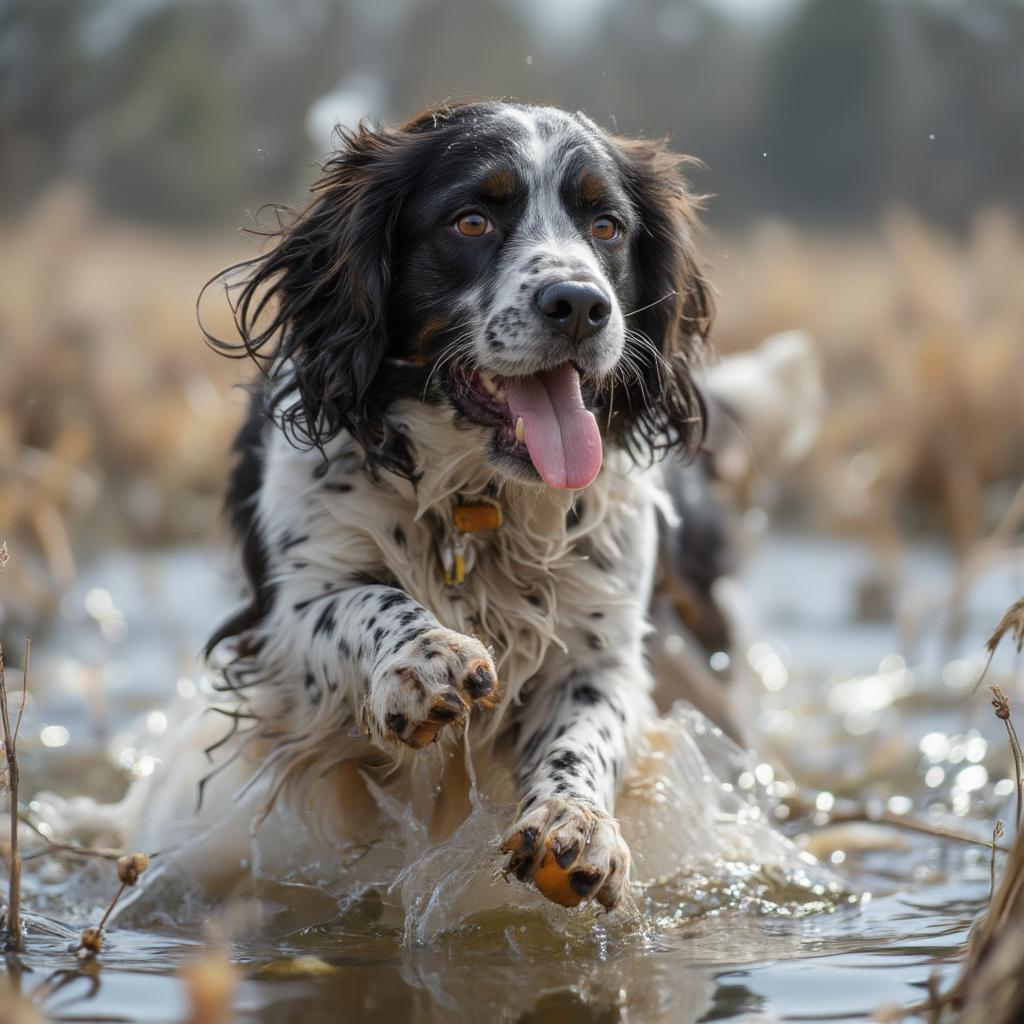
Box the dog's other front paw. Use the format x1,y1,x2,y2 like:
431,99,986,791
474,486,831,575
366,627,499,749
501,798,631,910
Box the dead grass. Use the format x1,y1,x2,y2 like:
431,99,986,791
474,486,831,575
1,543,28,954
711,209,1024,555
0,187,250,626
877,595,1024,1023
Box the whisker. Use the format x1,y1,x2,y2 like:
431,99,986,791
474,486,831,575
421,331,476,400
623,289,677,319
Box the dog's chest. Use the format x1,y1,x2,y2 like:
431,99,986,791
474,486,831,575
367,477,653,699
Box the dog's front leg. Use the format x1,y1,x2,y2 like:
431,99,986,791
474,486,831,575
263,584,500,750
501,655,650,910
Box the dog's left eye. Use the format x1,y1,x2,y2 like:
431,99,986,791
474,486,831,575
591,216,620,241
453,211,494,237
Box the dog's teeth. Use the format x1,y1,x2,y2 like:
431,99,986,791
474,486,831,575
479,372,498,396
514,417,525,442
494,388,506,403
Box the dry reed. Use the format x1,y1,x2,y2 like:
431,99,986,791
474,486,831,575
1,542,29,954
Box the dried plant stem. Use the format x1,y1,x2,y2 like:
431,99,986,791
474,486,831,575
847,808,1011,853
96,883,127,933
989,821,1005,904
990,685,1023,832
1,636,30,953
972,596,1024,696
789,794,1011,854
19,815,124,862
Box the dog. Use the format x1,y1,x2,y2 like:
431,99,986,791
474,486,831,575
197,100,715,912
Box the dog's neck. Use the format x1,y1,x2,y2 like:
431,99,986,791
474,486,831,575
382,399,580,537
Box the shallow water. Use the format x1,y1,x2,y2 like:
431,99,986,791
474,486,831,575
4,535,1022,1022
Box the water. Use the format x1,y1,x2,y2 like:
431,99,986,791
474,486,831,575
4,534,1022,1022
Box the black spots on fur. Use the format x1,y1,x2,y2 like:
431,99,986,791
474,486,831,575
392,524,406,548
292,595,319,613
572,682,602,706
555,724,568,739
339,636,351,658
584,631,605,652
279,531,308,551
349,569,398,587
366,615,377,630
589,610,604,620
303,670,317,692
324,482,354,494
598,725,611,742
549,750,582,775
398,609,419,627
524,592,542,607
521,724,550,761
372,627,385,652
377,590,410,613
312,599,337,637
397,627,421,649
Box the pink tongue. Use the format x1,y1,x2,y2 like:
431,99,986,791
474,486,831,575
504,363,603,489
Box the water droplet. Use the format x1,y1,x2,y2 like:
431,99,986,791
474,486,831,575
40,725,70,748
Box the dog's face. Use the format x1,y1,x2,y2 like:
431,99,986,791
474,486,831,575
210,102,712,489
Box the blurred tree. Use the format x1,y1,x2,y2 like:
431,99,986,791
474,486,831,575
2,0,1023,227
755,0,893,222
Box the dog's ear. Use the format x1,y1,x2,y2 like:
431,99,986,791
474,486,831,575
202,120,419,468
608,137,714,460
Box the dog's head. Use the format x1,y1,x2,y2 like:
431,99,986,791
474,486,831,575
206,101,712,489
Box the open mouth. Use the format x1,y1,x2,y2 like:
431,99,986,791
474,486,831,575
448,362,603,490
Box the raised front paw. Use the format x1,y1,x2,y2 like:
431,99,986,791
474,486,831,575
365,627,499,749
500,798,631,910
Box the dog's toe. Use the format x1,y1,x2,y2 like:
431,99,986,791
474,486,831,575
501,799,631,910
373,628,498,749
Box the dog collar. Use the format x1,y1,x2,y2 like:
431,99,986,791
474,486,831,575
440,499,503,587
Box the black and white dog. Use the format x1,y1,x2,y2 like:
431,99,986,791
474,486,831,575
200,101,715,912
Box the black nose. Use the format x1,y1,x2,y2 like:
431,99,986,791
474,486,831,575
535,280,611,342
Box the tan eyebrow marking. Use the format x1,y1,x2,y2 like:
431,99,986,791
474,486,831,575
578,169,606,206
481,168,516,200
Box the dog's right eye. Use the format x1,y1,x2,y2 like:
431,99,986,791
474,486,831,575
453,211,494,237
